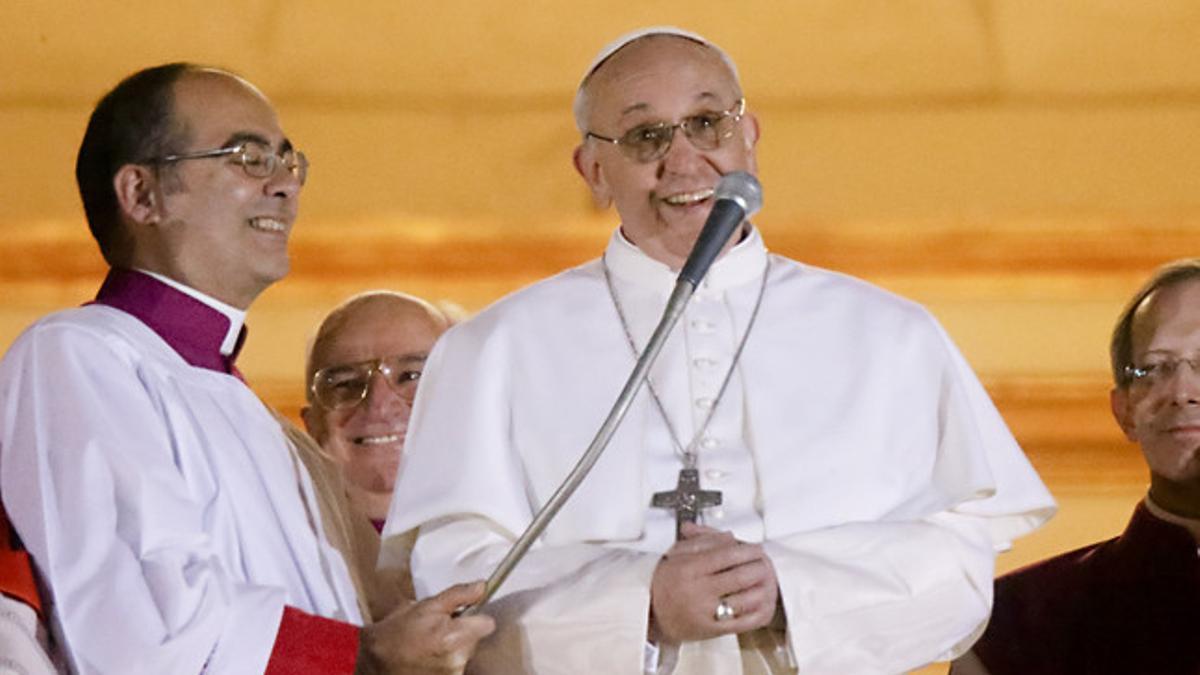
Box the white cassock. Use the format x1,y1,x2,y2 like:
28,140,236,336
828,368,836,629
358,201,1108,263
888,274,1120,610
382,227,1056,675
0,305,362,674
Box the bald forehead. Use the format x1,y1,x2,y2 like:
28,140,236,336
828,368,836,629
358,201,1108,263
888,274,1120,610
575,34,741,130
168,69,281,137
317,296,444,348
1131,279,1200,352
177,68,267,100
589,35,731,86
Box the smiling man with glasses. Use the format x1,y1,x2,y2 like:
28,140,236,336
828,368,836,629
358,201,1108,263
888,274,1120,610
381,27,1054,674
0,63,491,674
304,291,450,533
301,290,452,624
959,260,1200,675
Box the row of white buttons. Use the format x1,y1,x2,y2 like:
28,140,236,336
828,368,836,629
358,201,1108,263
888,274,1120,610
689,295,732,525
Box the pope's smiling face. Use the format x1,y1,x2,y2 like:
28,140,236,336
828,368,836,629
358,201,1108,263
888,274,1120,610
573,35,759,270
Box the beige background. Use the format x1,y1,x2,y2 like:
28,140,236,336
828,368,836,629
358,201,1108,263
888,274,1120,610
4,3,1198,669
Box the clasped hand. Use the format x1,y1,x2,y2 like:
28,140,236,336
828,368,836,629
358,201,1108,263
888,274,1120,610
649,523,780,644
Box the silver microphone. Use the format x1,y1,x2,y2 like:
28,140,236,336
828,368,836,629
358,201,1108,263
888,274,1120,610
677,171,764,287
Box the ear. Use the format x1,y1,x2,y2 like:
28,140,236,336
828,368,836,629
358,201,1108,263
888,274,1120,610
1110,387,1138,441
300,405,320,440
113,163,163,227
741,111,761,175
572,143,612,210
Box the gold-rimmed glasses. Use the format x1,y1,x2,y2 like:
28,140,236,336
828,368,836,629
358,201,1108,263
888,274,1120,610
311,356,424,410
585,99,746,163
146,141,308,184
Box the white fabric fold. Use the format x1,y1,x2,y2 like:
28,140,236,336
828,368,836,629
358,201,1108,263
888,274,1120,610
383,226,1055,673
0,306,362,674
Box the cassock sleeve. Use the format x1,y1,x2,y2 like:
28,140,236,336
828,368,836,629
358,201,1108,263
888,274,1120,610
0,320,358,673
753,316,1052,674
393,516,663,673
765,513,996,672
764,319,1052,673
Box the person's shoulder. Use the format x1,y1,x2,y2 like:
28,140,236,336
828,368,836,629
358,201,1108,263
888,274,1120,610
771,255,924,306
998,530,1108,571
20,302,146,332
497,259,600,305
5,304,119,350
2,304,160,372
768,254,935,325
450,259,602,333
999,535,1114,590
974,527,1130,672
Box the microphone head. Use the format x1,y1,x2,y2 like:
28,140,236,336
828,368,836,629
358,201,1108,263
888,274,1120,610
674,172,764,288
714,171,763,218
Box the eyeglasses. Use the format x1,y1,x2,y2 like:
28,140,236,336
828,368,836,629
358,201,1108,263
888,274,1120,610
146,141,308,185
1123,356,1200,388
311,356,424,410
585,99,746,163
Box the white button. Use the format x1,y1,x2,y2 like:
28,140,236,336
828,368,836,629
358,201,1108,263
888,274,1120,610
695,397,715,410
700,437,720,450
705,469,726,481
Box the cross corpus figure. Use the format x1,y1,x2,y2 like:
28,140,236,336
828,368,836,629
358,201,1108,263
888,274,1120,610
652,467,722,540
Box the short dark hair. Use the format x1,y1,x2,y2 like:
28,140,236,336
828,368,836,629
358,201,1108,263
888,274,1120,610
74,62,199,265
1110,258,1200,387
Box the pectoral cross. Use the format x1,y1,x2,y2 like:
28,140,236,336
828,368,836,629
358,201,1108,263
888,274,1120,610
652,468,722,540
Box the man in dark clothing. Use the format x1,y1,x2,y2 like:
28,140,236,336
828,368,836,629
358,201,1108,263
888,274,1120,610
956,259,1200,675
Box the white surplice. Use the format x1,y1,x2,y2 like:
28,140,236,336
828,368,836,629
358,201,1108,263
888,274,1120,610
0,305,362,674
0,593,57,674
382,227,1055,675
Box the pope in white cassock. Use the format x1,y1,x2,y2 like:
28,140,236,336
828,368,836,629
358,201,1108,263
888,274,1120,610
0,63,492,674
381,27,1056,675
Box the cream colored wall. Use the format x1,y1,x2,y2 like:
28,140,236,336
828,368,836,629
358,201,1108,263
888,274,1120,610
1,5,1196,666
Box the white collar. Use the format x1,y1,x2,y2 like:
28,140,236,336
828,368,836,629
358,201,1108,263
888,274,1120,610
136,269,247,356
1144,494,1200,545
604,224,768,291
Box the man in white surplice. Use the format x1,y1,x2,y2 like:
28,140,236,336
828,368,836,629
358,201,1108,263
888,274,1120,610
0,63,492,674
381,27,1056,675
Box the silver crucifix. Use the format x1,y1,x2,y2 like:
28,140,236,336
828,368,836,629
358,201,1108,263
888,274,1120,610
652,467,723,540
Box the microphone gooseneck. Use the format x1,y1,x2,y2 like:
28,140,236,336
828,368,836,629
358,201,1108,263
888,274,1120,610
457,171,765,616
